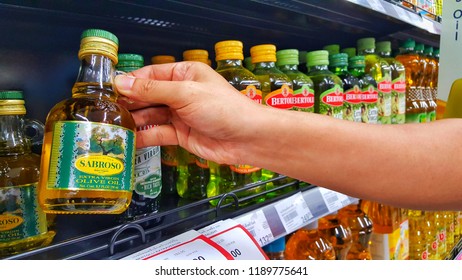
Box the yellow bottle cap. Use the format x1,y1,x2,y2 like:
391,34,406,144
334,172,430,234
151,55,176,64
0,90,26,115
78,29,119,64
215,40,244,61
250,44,277,64
183,49,209,64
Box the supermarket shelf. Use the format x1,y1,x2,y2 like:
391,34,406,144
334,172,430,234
4,176,355,260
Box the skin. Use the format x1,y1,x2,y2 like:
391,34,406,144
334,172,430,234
115,61,462,211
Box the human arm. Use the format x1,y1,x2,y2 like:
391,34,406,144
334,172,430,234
115,61,462,211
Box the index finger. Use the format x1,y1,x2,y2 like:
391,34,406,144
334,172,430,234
127,61,216,82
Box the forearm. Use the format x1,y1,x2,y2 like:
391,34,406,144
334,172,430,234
244,107,462,210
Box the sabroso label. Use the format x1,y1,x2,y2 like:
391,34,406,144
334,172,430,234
0,214,24,231
75,155,124,176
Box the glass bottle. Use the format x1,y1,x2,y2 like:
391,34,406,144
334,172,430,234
262,237,286,260
329,53,361,122
337,201,373,260
116,53,162,221
348,55,378,124
213,40,264,206
38,29,136,214
0,90,55,257
175,49,211,201
306,50,344,119
376,41,406,124
395,39,427,123
317,212,353,260
357,37,392,125
284,221,336,260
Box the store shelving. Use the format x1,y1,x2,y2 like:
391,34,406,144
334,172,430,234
0,0,453,260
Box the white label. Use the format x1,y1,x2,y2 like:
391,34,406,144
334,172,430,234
366,0,386,13
234,209,274,247
319,188,351,212
274,192,313,233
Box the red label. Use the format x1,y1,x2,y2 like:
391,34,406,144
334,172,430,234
229,164,261,174
378,80,392,93
344,86,361,104
241,85,262,104
362,86,378,103
321,86,343,107
392,80,406,93
264,85,303,109
421,250,428,260
431,241,438,251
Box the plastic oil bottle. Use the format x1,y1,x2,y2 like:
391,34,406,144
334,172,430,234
395,39,427,123
444,211,455,257
306,50,344,119
251,44,295,194
175,49,211,201
357,37,392,125
38,29,136,214
414,42,431,121
317,212,353,260
328,53,361,122
376,41,406,124
116,53,162,221
424,211,440,260
213,40,264,206
337,201,373,260
0,91,56,257
422,46,437,122
284,220,336,260
348,55,378,124
408,210,429,260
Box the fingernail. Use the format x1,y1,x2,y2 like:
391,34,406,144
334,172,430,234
114,75,136,93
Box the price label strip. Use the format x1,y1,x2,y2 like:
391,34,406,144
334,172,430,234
273,192,313,234
199,219,268,260
121,230,233,260
366,0,386,14
318,187,352,212
234,209,274,247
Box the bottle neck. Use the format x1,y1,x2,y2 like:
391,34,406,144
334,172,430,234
72,54,117,101
278,64,298,72
349,67,365,76
358,48,375,55
0,115,30,156
307,64,329,72
216,59,244,69
254,61,277,70
331,65,348,75
378,51,391,58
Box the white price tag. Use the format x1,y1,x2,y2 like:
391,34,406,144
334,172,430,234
367,0,386,13
234,209,274,247
121,230,233,260
393,5,411,23
274,192,313,233
319,188,351,212
200,219,268,260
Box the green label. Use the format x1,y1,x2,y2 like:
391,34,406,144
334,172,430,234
391,77,406,124
319,84,343,119
0,183,47,242
406,112,427,123
47,121,135,192
134,146,162,198
292,85,315,113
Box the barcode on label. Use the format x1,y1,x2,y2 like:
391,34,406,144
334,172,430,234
283,210,298,223
325,193,339,205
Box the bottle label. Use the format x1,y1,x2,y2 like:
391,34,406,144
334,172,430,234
320,84,343,119
427,111,436,122
135,146,162,199
292,85,315,112
377,78,392,124
240,85,262,104
47,121,135,192
161,146,178,167
361,85,378,124
0,183,47,242
391,77,406,124
344,85,362,122
229,164,261,174
264,84,305,110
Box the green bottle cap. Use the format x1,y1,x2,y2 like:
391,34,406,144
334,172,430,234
276,49,299,66
424,45,434,55
341,47,356,58
0,90,24,100
81,29,119,46
349,55,366,68
306,50,329,67
415,43,424,52
376,41,391,53
357,37,376,51
323,44,340,56
117,54,144,67
329,53,348,67
400,38,415,49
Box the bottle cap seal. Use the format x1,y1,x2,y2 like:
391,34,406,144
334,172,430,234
276,49,299,66
306,50,329,67
250,44,277,64
215,40,244,61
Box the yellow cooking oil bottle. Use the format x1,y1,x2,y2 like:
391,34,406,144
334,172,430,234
116,54,162,221
408,210,430,260
337,201,374,260
395,39,427,123
284,220,336,260
444,211,455,257
357,37,392,125
175,49,211,201
376,41,406,124
251,44,295,195
423,211,440,260
38,29,136,214
422,45,437,122
317,212,353,260
455,211,462,245
211,40,264,206
306,50,344,119
0,91,56,257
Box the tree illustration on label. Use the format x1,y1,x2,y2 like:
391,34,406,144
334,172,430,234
89,126,125,156
320,85,343,119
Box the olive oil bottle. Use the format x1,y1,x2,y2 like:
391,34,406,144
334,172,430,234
0,90,55,257
38,29,136,214
116,53,162,221
213,40,264,206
